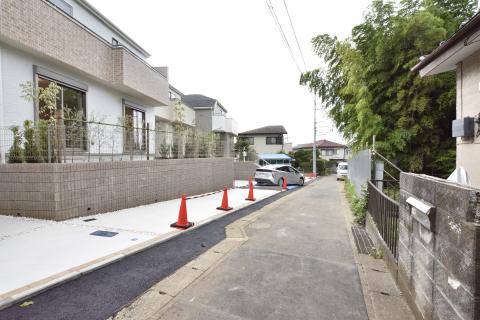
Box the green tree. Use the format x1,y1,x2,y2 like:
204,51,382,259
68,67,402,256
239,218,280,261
234,139,251,160
300,0,475,177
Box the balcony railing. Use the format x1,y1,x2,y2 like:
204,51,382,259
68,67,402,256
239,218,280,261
0,0,169,105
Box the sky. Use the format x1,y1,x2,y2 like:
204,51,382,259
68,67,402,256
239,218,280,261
89,0,372,146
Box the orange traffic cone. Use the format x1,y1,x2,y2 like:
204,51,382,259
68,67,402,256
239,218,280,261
245,177,256,201
170,194,194,229
217,186,233,211
282,178,288,190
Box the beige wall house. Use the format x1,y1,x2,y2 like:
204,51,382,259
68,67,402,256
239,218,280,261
0,0,170,161
412,12,480,187
238,125,292,154
294,139,348,162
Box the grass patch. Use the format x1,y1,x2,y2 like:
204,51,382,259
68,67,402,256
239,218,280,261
344,179,368,226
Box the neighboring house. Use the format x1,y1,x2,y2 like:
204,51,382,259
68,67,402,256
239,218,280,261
0,0,169,161
182,94,238,157
155,85,196,132
238,125,293,154
294,139,349,161
412,12,480,187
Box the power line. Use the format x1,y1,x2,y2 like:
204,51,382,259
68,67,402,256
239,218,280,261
265,0,302,74
282,0,307,71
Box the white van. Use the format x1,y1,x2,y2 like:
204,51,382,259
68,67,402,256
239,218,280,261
336,162,349,180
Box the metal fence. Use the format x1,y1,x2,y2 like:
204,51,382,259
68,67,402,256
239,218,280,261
348,149,372,197
367,180,399,260
0,120,232,163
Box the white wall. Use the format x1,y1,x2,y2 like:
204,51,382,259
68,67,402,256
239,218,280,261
319,147,346,161
0,44,156,154
456,51,480,187
63,0,148,60
246,134,287,154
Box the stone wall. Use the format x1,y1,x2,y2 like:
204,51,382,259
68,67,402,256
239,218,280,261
234,161,258,180
0,158,234,221
398,173,480,320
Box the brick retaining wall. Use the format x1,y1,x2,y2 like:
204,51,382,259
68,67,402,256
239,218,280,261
234,161,258,180
0,158,234,221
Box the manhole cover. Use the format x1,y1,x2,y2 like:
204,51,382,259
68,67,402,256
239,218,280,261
90,230,118,237
249,222,271,230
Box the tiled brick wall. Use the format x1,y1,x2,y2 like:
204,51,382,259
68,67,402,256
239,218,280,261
0,158,234,221
398,173,480,320
234,161,258,180
0,0,168,105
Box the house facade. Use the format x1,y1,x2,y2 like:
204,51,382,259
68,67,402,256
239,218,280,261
412,12,480,187
238,125,292,154
294,139,348,162
182,94,238,157
0,0,170,162
155,85,196,132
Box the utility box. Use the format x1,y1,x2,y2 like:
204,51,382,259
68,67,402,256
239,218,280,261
452,117,475,138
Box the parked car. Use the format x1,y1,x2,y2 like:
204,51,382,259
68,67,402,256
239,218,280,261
254,165,305,186
337,162,349,180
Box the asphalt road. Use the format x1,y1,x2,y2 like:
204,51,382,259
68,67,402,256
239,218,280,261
0,187,294,320
156,176,368,320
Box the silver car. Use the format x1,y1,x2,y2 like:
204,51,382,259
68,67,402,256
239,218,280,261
254,164,305,186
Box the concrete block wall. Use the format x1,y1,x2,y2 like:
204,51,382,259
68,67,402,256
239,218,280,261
0,158,234,221
398,173,480,320
234,161,258,180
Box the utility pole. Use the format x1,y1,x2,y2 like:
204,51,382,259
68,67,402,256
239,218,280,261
312,97,317,177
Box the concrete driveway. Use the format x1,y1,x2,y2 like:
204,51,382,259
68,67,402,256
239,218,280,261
155,176,368,320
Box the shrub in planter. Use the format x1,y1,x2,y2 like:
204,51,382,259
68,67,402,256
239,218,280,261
8,126,24,163
23,120,43,163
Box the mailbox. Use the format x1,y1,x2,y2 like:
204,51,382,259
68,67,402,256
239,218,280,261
406,197,436,232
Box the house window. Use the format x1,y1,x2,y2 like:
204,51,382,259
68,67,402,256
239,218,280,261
37,77,86,149
124,105,146,151
266,136,283,145
240,137,254,145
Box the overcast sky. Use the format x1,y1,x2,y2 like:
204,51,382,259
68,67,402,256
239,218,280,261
89,0,372,146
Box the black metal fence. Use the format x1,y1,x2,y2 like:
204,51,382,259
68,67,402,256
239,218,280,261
367,180,399,260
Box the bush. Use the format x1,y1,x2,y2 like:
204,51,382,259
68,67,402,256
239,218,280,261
344,179,368,226
8,126,24,163
23,120,43,163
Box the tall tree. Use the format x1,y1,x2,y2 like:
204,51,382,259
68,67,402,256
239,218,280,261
301,0,476,177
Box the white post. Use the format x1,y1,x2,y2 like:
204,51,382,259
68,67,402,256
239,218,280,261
0,47,5,164
312,97,317,176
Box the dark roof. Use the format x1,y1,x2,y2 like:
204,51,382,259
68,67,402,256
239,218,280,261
238,125,288,135
294,139,346,150
412,12,480,72
182,94,227,112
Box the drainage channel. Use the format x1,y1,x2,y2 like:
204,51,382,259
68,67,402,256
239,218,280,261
0,186,303,320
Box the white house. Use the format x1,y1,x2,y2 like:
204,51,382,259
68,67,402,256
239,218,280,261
238,125,292,154
412,12,480,187
0,0,170,161
294,139,349,161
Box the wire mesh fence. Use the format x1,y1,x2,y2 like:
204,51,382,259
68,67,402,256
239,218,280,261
0,120,232,163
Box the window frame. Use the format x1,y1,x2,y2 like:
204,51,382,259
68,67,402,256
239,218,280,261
265,136,283,145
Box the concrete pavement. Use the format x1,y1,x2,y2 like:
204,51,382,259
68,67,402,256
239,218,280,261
147,176,369,320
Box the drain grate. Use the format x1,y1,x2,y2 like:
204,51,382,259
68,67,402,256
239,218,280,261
90,230,118,237
83,218,97,222
351,226,375,255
